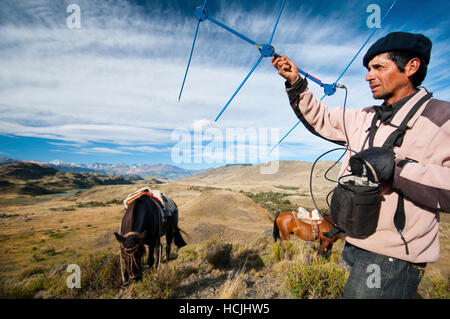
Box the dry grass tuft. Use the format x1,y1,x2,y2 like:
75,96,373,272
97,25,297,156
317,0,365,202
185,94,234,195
219,266,247,299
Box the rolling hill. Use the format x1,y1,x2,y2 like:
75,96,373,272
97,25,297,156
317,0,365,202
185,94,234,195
178,160,342,195
0,162,141,195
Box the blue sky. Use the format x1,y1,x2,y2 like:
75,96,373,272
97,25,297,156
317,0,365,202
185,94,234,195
0,0,449,169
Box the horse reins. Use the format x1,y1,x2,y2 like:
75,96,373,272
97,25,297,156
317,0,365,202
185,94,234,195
119,232,146,281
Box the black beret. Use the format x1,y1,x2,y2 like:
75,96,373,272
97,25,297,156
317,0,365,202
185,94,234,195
363,32,432,68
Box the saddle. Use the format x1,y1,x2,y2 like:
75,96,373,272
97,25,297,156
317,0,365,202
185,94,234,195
292,207,322,241
123,187,174,224
123,186,163,209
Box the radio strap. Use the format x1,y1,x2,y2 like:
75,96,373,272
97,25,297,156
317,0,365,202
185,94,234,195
368,92,432,255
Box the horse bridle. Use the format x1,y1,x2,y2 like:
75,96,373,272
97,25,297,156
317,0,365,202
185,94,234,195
119,232,146,281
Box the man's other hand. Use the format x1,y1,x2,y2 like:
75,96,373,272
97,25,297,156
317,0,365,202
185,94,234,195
349,147,396,184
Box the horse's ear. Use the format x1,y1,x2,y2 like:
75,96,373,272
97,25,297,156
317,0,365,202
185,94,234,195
138,230,147,240
114,232,126,243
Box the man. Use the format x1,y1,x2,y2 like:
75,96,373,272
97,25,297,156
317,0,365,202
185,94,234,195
272,32,450,298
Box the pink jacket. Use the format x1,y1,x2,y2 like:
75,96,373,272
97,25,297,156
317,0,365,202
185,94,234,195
286,79,450,263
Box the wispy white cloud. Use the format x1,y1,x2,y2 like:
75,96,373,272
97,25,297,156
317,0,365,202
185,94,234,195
0,0,448,165
81,147,131,155
119,145,169,153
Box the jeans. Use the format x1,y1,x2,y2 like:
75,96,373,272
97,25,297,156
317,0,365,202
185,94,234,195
342,242,426,299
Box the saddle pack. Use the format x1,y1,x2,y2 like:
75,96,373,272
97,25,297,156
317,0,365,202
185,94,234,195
292,207,323,241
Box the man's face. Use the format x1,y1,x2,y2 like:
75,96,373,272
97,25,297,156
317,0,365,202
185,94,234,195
365,53,411,103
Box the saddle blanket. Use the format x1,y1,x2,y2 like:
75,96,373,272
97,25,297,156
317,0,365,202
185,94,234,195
123,186,164,210
292,207,322,224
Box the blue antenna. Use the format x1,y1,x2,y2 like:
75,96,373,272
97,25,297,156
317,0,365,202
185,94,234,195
272,0,399,151
178,0,208,102
178,0,341,121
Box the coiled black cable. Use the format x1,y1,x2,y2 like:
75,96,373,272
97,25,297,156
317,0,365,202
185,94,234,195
308,86,359,226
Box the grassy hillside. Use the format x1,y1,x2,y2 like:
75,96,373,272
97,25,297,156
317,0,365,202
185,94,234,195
0,162,137,195
0,182,448,299
178,160,341,195
0,161,448,299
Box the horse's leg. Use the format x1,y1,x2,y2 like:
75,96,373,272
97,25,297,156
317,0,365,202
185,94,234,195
279,220,297,259
166,231,174,262
317,238,325,258
147,242,155,268
326,242,334,258
317,238,332,259
276,230,288,260
277,220,291,241
155,239,162,268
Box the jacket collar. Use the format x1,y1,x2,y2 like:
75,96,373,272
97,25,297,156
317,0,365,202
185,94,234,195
390,87,431,128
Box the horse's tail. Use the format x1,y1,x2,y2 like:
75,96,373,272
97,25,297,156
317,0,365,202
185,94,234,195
174,227,187,248
273,211,281,242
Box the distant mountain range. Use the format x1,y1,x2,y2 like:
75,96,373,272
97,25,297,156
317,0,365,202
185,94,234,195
0,157,201,180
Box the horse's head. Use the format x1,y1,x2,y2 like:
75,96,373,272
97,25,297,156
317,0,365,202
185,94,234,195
114,231,147,283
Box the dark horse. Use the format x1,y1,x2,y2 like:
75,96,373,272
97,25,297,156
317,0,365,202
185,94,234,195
114,194,186,283
273,211,343,258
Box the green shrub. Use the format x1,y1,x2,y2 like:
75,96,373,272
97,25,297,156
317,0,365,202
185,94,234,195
235,249,265,271
242,191,297,216
285,259,348,299
76,201,108,208
79,252,123,292
0,213,19,218
423,275,449,299
19,266,49,280
107,199,122,205
0,275,52,299
205,237,232,268
272,241,296,262
1,249,198,299
127,265,192,299
46,252,122,298
41,248,57,256
177,245,199,262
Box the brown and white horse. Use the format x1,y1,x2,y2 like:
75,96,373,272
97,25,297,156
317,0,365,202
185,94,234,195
273,211,343,258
